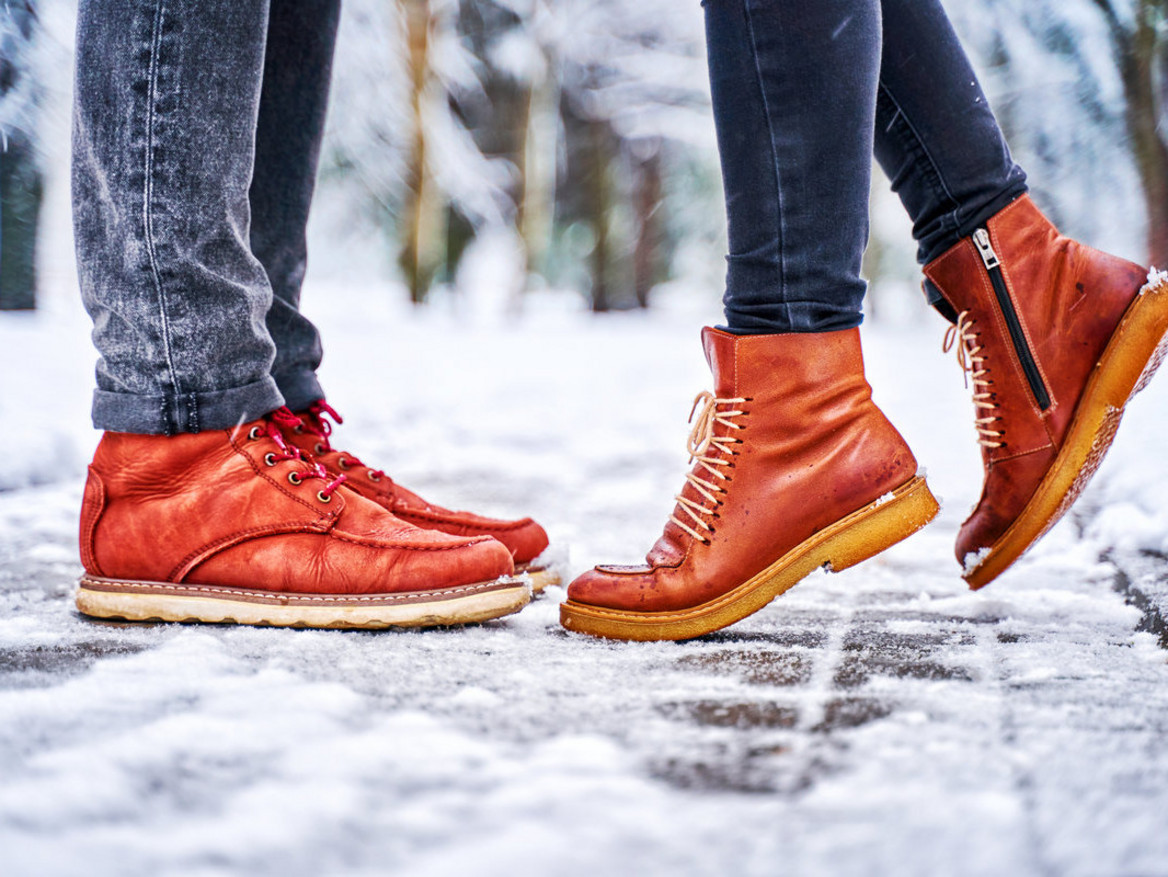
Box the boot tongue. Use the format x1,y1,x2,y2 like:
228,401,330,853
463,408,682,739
702,326,739,396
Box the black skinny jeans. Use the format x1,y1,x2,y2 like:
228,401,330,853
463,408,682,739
705,0,1029,334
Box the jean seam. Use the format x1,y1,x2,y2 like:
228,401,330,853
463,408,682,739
877,80,962,230
142,0,185,432
742,0,788,327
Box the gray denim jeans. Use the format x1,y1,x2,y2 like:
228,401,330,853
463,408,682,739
73,0,338,434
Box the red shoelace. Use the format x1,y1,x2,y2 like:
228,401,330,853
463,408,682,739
260,407,347,501
302,400,392,486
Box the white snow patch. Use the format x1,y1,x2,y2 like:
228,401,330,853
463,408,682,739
1142,266,1168,292
962,547,992,576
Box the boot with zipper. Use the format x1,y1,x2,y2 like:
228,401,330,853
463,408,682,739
560,327,940,641
925,194,1168,588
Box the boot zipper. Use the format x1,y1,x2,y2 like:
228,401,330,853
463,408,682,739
973,228,1051,411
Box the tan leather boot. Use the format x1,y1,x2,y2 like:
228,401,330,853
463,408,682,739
281,401,557,592
75,409,525,628
925,194,1168,588
561,327,939,641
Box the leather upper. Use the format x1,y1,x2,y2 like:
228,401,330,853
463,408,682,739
284,408,550,564
80,419,514,594
923,194,1146,561
568,326,918,613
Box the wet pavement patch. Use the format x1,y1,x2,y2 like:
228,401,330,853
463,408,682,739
812,697,894,733
650,749,788,794
0,640,148,685
675,649,813,686
1109,557,1168,650
834,631,975,688
659,699,800,730
697,628,829,649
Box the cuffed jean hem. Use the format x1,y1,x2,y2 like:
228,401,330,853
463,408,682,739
917,184,1030,266
91,376,286,435
272,369,326,414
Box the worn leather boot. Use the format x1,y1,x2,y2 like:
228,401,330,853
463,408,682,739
280,401,558,592
561,327,940,641
75,408,524,628
925,194,1168,588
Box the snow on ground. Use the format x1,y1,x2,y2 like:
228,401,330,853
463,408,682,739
3,277,1168,876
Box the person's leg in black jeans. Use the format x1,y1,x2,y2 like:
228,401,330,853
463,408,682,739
562,0,1168,637
561,0,942,641
871,1,1168,586
706,0,1028,334
705,0,880,334
703,0,1167,591
873,0,1028,307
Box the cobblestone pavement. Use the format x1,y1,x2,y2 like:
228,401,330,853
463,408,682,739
3,477,1168,877
5,297,1168,875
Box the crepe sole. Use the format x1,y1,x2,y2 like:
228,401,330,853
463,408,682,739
560,475,939,642
76,574,531,629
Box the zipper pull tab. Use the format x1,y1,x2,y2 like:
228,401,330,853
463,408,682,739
973,228,1001,270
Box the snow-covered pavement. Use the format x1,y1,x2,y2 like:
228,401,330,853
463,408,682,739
3,282,1168,876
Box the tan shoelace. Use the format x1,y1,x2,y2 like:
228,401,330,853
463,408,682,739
670,391,747,543
943,311,1004,449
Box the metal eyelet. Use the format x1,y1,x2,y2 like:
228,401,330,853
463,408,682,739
317,491,332,504
288,472,302,486
248,426,263,440
314,443,327,455
293,425,304,434
367,471,381,482
264,453,277,467
338,458,351,470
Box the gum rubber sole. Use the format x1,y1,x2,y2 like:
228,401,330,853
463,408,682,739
75,575,531,629
965,275,1168,589
559,475,940,642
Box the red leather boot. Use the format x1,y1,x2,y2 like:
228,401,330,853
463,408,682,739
925,194,1168,587
280,401,557,591
75,409,524,628
561,327,939,641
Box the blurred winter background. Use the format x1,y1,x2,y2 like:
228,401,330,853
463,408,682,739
4,2,1168,876
2,0,1166,484
3,0,1165,320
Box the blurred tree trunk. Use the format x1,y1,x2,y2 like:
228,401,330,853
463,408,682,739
513,82,535,288
1095,0,1168,267
0,136,41,311
582,118,615,312
632,143,664,309
398,0,443,303
0,1,41,311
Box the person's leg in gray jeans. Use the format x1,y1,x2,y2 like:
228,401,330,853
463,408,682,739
70,0,531,629
74,0,286,435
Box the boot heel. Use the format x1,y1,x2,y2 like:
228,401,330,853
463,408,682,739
823,476,940,573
